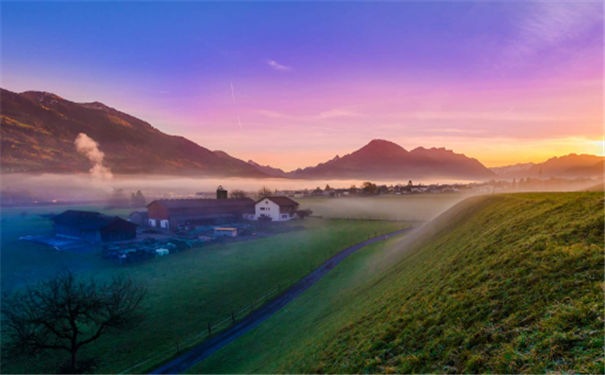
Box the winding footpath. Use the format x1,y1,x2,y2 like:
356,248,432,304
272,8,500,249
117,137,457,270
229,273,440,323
150,227,414,374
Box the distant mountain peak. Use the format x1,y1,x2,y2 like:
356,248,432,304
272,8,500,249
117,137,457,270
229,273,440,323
353,139,408,159
365,139,406,150
491,153,604,178
246,159,288,178
288,138,494,180
412,146,451,153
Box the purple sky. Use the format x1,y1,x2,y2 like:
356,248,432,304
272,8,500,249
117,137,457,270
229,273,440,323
2,1,603,170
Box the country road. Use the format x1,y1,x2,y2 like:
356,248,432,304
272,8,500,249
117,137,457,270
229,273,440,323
150,227,414,374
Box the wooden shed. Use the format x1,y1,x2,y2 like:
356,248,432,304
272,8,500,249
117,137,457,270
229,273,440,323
51,210,137,243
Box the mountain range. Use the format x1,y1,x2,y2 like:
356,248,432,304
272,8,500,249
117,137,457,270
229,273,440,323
489,154,604,179
1,88,602,181
249,140,496,180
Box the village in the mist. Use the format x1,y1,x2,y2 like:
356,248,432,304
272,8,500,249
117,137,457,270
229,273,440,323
1,2,603,375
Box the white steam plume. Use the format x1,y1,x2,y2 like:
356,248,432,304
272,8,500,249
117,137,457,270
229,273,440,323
74,133,113,180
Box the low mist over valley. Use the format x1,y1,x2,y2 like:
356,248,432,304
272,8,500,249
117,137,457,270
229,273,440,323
1,2,603,374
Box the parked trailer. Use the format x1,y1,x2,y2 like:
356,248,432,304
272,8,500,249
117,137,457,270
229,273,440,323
214,227,238,238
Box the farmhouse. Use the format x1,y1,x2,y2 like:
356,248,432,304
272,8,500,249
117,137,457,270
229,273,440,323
128,211,148,227
147,198,256,230
255,196,299,222
51,210,137,243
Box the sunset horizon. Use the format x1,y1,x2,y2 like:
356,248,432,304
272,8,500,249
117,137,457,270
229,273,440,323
3,1,603,171
2,2,604,375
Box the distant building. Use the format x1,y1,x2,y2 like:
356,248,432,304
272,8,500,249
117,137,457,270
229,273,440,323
128,211,149,227
147,198,255,230
216,185,228,199
255,196,299,222
51,210,137,243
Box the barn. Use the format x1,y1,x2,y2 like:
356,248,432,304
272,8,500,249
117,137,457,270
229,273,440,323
146,198,256,230
128,211,149,227
51,210,137,243
255,196,299,222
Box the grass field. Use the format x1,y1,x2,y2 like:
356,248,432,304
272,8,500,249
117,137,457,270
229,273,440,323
1,194,464,293
1,203,406,374
297,193,467,221
188,192,604,374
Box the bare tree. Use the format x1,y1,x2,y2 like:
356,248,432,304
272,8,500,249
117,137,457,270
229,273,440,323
2,270,147,372
229,189,248,199
257,186,272,197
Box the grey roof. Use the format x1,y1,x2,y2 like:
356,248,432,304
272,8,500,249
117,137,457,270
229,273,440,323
170,213,238,222
78,215,119,230
51,210,101,225
257,196,299,207
129,211,149,219
51,210,135,230
148,198,255,210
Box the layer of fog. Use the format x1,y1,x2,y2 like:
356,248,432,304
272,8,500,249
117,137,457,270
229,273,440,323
1,173,601,203
0,174,469,202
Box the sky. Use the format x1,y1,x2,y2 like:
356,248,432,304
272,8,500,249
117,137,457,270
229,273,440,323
2,1,603,171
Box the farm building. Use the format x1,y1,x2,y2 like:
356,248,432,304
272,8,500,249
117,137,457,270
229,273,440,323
147,198,256,230
51,210,137,243
128,211,149,227
255,196,299,222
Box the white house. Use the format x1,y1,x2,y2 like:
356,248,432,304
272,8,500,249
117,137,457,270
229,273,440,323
255,196,300,222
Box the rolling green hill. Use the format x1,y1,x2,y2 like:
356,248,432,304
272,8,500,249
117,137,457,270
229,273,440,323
190,192,604,374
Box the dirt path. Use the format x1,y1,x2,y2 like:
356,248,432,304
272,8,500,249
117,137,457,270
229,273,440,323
150,228,414,374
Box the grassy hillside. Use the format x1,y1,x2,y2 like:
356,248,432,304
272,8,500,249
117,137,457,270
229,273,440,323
1,209,403,374
190,192,604,374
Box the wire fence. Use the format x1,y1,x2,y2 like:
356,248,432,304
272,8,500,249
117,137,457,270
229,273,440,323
117,226,411,374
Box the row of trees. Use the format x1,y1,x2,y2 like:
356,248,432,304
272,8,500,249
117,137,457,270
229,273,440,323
227,187,273,199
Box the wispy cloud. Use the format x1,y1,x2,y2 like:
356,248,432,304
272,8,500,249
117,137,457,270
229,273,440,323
265,59,292,71
316,109,361,119
391,111,581,123
503,2,603,65
255,108,362,121
256,110,286,118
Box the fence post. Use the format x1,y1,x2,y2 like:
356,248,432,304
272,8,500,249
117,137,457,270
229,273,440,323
176,339,180,353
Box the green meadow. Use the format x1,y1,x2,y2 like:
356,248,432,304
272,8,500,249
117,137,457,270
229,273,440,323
1,202,407,374
297,193,466,221
188,192,604,374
